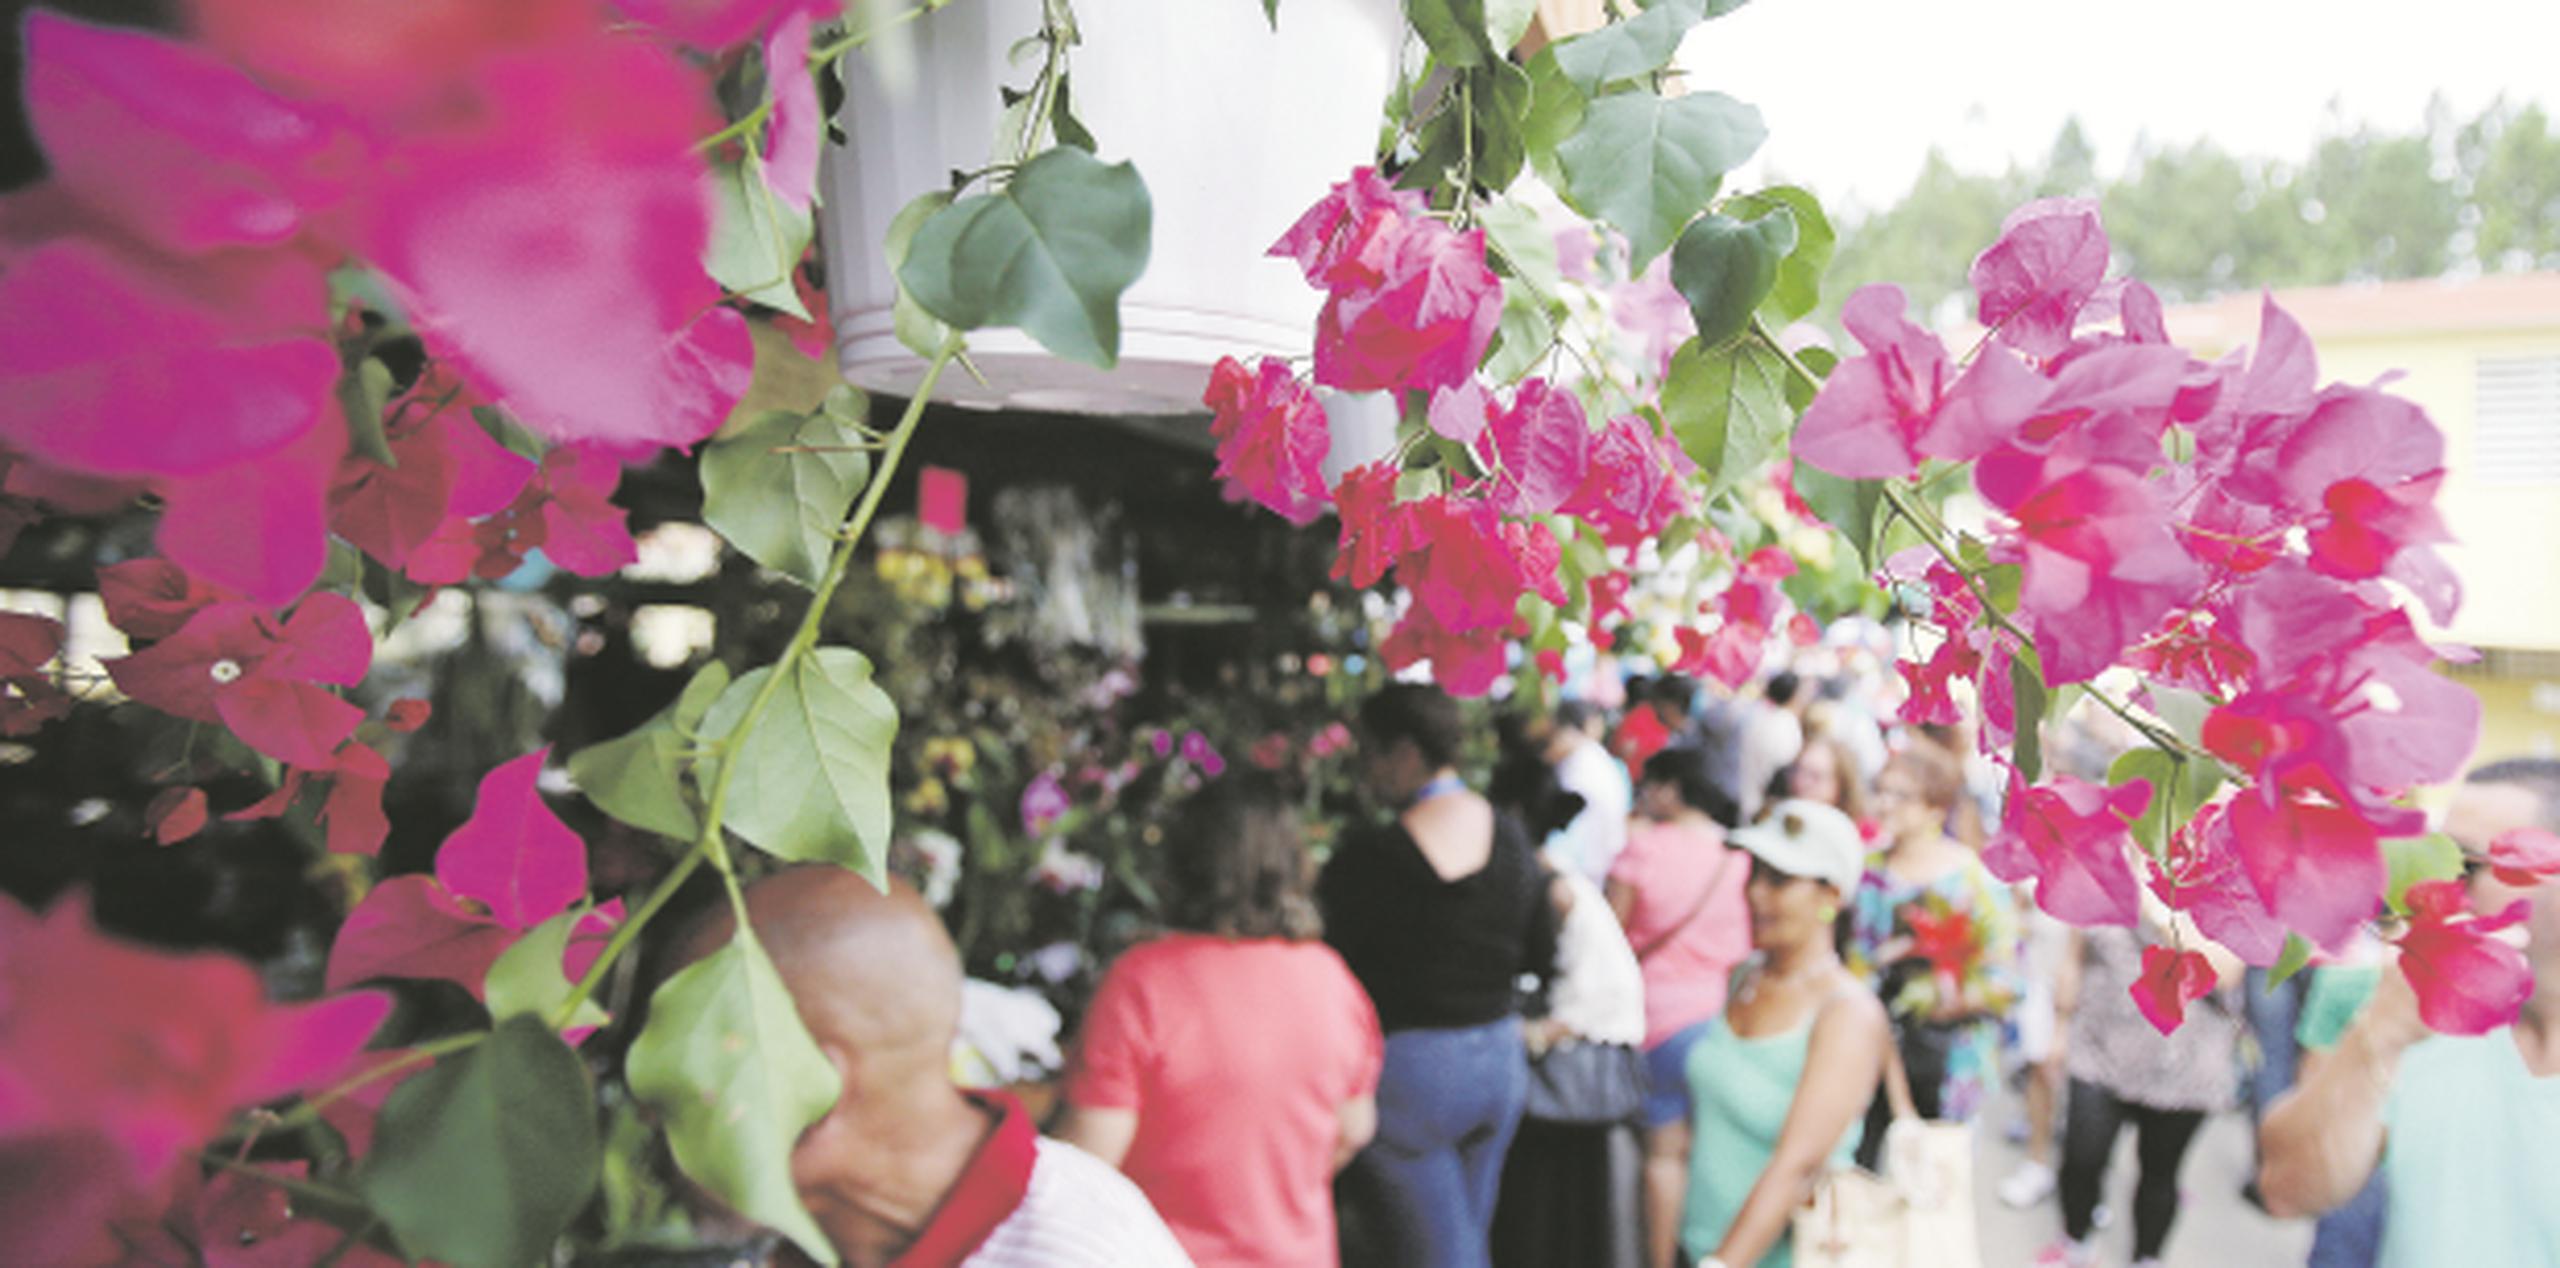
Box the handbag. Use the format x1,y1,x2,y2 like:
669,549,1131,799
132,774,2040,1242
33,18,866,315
1521,1037,1648,1125
1790,1070,1982,1267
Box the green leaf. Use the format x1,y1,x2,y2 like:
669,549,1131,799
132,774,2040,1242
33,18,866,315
899,147,1151,368
1669,207,1797,348
628,930,841,1266
1484,0,1537,51
338,357,397,467
1555,90,1767,268
1782,344,1835,411
570,662,732,842
1981,562,2024,617
1261,0,1281,28
1406,61,1534,196
1549,0,1708,92
701,407,872,588
1479,197,1562,290
484,908,611,1033
1520,49,1586,189
471,405,544,462
1404,0,1495,67
1661,334,1790,496
2108,746,2222,856
2268,933,2316,988
1049,72,1096,152
701,648,899,884
885,190,956,359
1788,463,1883,571
360,1016,602,1268
1481,283,1561,383
706,158,815,318
2383,832,2465,915
2010,644,2048,784
2146,686,2213,749
1722,186,1835,322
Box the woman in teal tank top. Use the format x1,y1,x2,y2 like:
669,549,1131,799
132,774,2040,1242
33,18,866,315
1675,801,1890,1268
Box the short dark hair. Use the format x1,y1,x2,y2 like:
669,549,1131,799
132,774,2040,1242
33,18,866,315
2468,757,2560,833
1766,670,1802,708
1360,683,1465,769
1886,742,1963,813
1648,675,1699,716
1163,774,1322,941
1643,745,1739,828
1554,699,1602,735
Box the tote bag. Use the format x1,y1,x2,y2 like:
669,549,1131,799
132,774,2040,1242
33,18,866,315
1791,1116,1980,1268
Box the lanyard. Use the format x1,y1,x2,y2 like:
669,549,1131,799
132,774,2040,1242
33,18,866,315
1406,772,1466,808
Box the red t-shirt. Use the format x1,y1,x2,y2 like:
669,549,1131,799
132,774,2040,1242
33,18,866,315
1065,934,1383,1268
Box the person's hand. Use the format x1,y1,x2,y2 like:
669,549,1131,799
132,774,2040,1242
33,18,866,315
2357,950,2433,1057
1524,1016,1570,1055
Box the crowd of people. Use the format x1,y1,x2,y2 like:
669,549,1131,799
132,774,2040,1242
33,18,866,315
678,661,2560,1268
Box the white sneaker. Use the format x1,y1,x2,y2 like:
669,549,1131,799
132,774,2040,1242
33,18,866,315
2032,1237,2097,1268
1998,1160,2057,1208
2093,1202,2116,1230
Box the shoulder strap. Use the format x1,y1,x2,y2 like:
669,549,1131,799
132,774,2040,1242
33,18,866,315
1631,842,1738,964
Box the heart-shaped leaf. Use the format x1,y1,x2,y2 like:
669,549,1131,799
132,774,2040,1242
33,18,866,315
359,1016,601,1268
700,648,898,884
568,661,731,841
1662,333,1790,496
1670,208,1797,351
898,147,1150,368
1722,186,1835,323
705,157,813,318
628,930,840,1266
1549,0,1708,93
701,405,871,588
1556,91,1767,269
484,908,610,1033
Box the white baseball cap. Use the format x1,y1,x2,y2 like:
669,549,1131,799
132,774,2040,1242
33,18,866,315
1729,799,1867,893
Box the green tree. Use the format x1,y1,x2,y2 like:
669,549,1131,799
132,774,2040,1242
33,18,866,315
2464,100,2560,269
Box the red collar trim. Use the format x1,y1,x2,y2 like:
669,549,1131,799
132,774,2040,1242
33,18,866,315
890,1091,1037,1268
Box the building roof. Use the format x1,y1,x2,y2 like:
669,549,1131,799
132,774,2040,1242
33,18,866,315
2161,271,2560,350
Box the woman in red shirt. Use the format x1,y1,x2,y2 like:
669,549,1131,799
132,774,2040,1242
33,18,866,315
1059,774,1384,1267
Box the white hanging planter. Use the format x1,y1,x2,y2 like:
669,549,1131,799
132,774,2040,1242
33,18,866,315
822,0,1403,414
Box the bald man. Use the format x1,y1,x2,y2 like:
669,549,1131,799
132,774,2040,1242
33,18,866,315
2258,759,2560,1268
672,868,1192,1268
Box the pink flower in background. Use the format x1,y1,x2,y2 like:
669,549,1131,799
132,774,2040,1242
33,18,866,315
108,593,372,769
2395,879,2533,1036
1791,284,2048,479
1020,770,1071,837
1565,413,1696,548
1985,774,2152,927
1381,604,1511,697
1205,356,1333,525
2128,944,2217,1034
0,891,387,1182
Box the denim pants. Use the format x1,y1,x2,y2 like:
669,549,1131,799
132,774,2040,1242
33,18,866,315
1360,1016,1530,1268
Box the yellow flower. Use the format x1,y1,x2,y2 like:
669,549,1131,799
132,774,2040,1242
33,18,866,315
922,736,977,780
903,777,949,817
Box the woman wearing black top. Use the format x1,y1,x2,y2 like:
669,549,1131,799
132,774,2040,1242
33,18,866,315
1322,684,1556,1268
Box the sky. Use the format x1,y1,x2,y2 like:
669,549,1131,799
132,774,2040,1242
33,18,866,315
1681,0,2560,210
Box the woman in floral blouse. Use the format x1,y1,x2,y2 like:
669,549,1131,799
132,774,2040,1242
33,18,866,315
1846,742,2020,1163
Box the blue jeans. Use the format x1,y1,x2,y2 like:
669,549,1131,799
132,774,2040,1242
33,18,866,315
2308,1167,2388,1268
1362,1017,1529,1268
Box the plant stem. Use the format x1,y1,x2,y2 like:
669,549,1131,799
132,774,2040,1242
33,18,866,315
807,0,950,65
696,100,773,154
275,1030,485,1130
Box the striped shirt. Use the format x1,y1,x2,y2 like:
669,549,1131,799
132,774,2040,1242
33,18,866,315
892,1092,1193,1268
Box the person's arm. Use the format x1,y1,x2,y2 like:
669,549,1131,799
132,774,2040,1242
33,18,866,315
1710,990,1891,1267
1606,877,1640,932
2258,957,2429,1217
1053,1104,1139,1168
1332,1093,1378,1171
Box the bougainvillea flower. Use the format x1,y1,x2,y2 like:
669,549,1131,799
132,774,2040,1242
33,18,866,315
154,406,349,603
2128,944,2217,1035
1478,378,1592,516
1427,380,1491,445
2153,804,2290,966
184,0,593,114
1205,356,1333,526
1674,621,1761,691
759,10,822,211
2003,464,2201,684
2125,609,2255,699
1983,773,2152,927
1895,641,1972,728
1330,461,1410,589
108,593,372,769
2225,791,2382,953
1380,603,1511,698
0,236,336,482
96,559,232,643
1905,903,1977,1000
0,891,387,1180
609,0,851,50
1586,570,1633,630
22,12,354,257
2395,879,2533,1036
331,391,537,572
1968,343,2192,506
146,787,212,846
2305,473,2450,581
2487,827,2560,888
1791,284,2048,479
1564,414,1695,548
327,750,621,998
1311,216,1501,395
1269,166,1428,290
412,444,639,583
1969,197,2110,359
361,38,752,450
1399,497,1529,634
0,611,69,737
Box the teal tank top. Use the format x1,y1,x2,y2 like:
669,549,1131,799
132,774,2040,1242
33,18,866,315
1679,1012,1864,1267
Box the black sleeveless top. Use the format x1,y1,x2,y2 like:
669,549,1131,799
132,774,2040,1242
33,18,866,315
1317,809,1556,1033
